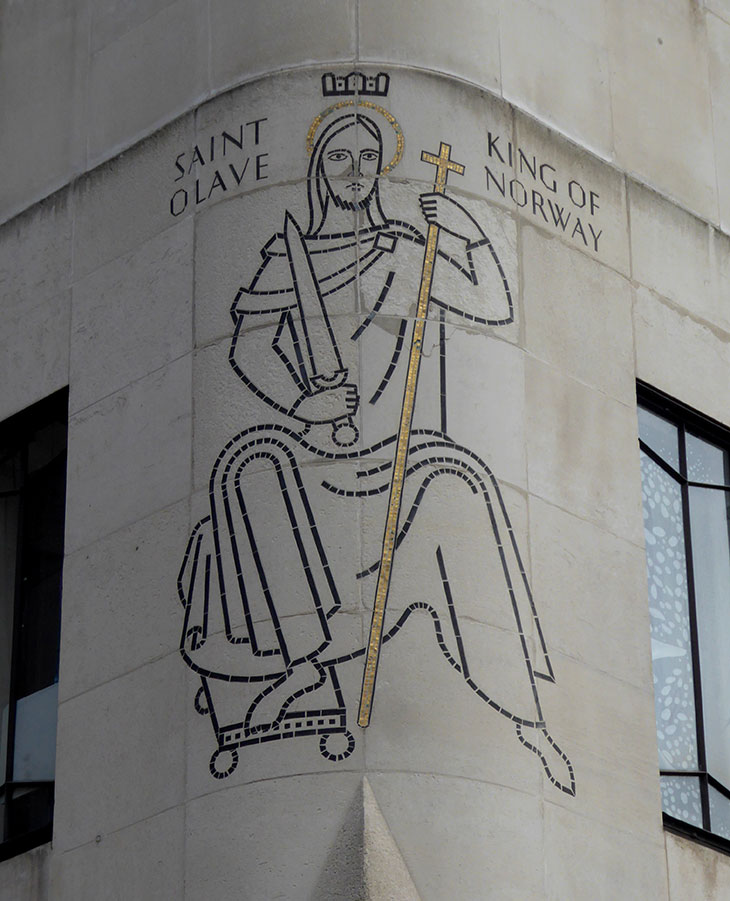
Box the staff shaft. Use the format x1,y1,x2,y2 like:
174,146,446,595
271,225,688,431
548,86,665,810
358,142,464,728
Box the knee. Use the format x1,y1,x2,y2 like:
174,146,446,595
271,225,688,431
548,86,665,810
409,436,494,482
210,429,300,490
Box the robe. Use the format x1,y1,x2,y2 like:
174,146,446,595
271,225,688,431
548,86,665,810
178,217,554,727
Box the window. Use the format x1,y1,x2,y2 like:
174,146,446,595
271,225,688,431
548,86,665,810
0,390,67,861
638,383,730,848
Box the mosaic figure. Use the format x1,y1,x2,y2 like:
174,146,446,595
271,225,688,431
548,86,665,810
178,78,575,795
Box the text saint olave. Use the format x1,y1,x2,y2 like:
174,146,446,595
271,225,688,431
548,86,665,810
169,118,269,217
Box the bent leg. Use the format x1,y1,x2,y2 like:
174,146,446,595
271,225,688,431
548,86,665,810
178,513,288,681
180,430,344,686
368,448,541,724
386,437,574,792
210,432,341,668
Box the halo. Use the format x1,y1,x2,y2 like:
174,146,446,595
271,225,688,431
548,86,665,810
306,99,404,176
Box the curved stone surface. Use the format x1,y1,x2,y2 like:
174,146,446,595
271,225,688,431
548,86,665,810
2,1,728,230
4,44,730,900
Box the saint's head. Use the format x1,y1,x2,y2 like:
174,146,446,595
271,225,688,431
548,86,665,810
307,112,388,234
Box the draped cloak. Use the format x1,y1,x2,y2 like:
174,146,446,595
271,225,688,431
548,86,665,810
178,218,555,727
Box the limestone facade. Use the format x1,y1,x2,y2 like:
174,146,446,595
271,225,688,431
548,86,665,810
2,2,730,899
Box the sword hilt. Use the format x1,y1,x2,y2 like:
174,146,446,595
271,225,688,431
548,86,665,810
309,370,360,448
331,416,359,447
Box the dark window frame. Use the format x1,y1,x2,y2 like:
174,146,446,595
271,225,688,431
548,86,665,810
0,389,67,863
638,380,730,856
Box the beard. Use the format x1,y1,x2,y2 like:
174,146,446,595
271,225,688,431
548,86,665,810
328,182,377,211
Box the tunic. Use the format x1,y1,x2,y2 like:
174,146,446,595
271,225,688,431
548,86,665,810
178,216,554,727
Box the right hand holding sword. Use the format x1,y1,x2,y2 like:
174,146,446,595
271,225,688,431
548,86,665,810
289,377,360,432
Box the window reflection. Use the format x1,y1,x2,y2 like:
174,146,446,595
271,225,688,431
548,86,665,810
689,487,730,790
641,452,697,770
0,391,66,859
639,388,730,846
710,786,730,841
638,407,680,472
661,776,703,829
686,433,730,486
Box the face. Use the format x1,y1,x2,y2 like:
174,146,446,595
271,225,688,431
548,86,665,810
320,120,381,210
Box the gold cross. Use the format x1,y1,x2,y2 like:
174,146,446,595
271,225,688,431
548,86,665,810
420,142,465,195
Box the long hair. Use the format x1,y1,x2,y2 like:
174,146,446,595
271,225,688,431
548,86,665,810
306,112,389,235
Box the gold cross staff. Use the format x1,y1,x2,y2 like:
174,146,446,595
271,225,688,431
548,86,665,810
358,142,466,728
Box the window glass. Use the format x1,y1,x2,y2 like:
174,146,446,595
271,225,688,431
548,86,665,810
27,420,66,477
641,451,697,770
639,388,730,846
638,407,680,472
686,433,730,486
0,448,21,494
660,775,703,829
0,495,19,787
12,684,58,782
0,390,66,860
709,786,730,841
689,487,730,789
15,425,65,701
6,786,53,843
0,707,7,794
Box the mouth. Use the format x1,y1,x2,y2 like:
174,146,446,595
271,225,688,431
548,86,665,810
346,182,363,191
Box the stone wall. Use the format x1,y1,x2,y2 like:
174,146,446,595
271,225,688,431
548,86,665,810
2,0,730,229
2,4,730,900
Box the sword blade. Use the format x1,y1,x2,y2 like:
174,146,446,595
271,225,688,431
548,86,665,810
283,211,343,382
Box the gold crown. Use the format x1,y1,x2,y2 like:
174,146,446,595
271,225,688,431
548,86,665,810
321,71,390,97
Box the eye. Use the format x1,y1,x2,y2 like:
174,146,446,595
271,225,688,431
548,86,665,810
360,150,378,161
327,151,349,162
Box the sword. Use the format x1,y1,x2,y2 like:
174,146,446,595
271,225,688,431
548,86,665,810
358,142,465,728
283,211,359,448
